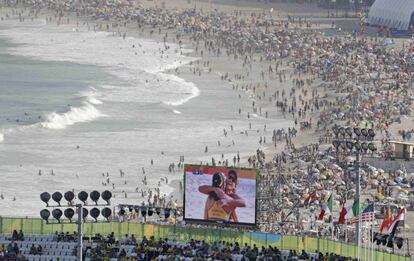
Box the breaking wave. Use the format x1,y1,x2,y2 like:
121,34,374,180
41,102,102,130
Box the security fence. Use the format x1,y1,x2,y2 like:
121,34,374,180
0,217,410,261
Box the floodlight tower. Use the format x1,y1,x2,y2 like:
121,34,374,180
40,190,113,261
332,126,376,248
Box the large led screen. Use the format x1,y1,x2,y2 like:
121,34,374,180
184,164,257,225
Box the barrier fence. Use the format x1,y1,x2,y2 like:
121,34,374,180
0,217,410,261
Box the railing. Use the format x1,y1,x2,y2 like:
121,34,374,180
0,216,410,261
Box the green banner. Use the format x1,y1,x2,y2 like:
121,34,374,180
0,216,409,261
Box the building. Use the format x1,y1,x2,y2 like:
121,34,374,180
388,141,414,160
367,0,414,31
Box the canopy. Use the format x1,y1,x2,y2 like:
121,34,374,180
367,0,414,30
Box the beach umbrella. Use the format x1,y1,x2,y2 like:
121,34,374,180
311,168,320,174
388,180,396,186
397,188,411,195
296,159,306,165
345,156,354,163
369,179,379,186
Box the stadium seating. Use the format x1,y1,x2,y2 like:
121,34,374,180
0,232,354,260
0,233,77,261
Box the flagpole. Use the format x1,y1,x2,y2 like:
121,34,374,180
355,152,361,261
370,202,375,261
404,211,407,256
364,222,367,261
331,192,334,240
345,225,348,243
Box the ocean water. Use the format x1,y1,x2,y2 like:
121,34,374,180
0,17,292,217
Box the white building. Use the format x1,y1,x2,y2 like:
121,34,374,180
367,0,414,31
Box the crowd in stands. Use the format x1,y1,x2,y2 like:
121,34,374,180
0,230,361,260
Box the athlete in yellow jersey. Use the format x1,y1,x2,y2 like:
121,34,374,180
199,171,246,222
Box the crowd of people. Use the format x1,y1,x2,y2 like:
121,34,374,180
0,231,360,260
1,0,413,251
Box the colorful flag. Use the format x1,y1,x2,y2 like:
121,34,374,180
380,208,393,233
349,203,375,224
338,204,348,224
326,194,333,214
304,191,317,206
318,194,333,220
338,199,359,224
317,209,326,220
387,208,406,236
352,198,359,216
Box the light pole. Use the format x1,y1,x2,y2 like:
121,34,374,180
117,204,180,224
332,126,376,249
40,190,113,261
77,204,83,261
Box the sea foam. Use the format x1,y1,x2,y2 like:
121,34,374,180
41,102,102,130
79,88,103,105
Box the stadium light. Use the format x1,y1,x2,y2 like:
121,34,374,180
345,127,353,137
164,209,170,219
90,207,100,222
134,206,140,214
40,209,50,223
64,208,75,222
64,191,75,205
90,191,100,205
354,142,361,151
78,191,88,204
52,192,63,206
101,190,112,205
368,129,375,138
339,127,346,137
332,126,377,249
361,128,368,137
40,192,51,207
354,127,361,137
82,208,89,220
101,208,112,222
141,208,147,218
117,204,179,223
40,190,112,261
52,209,63,223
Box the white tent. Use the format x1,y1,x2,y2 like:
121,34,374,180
367,0,414,30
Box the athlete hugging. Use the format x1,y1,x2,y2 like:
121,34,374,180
198,170,246,222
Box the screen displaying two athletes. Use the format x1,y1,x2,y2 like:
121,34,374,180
184,165,257,224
